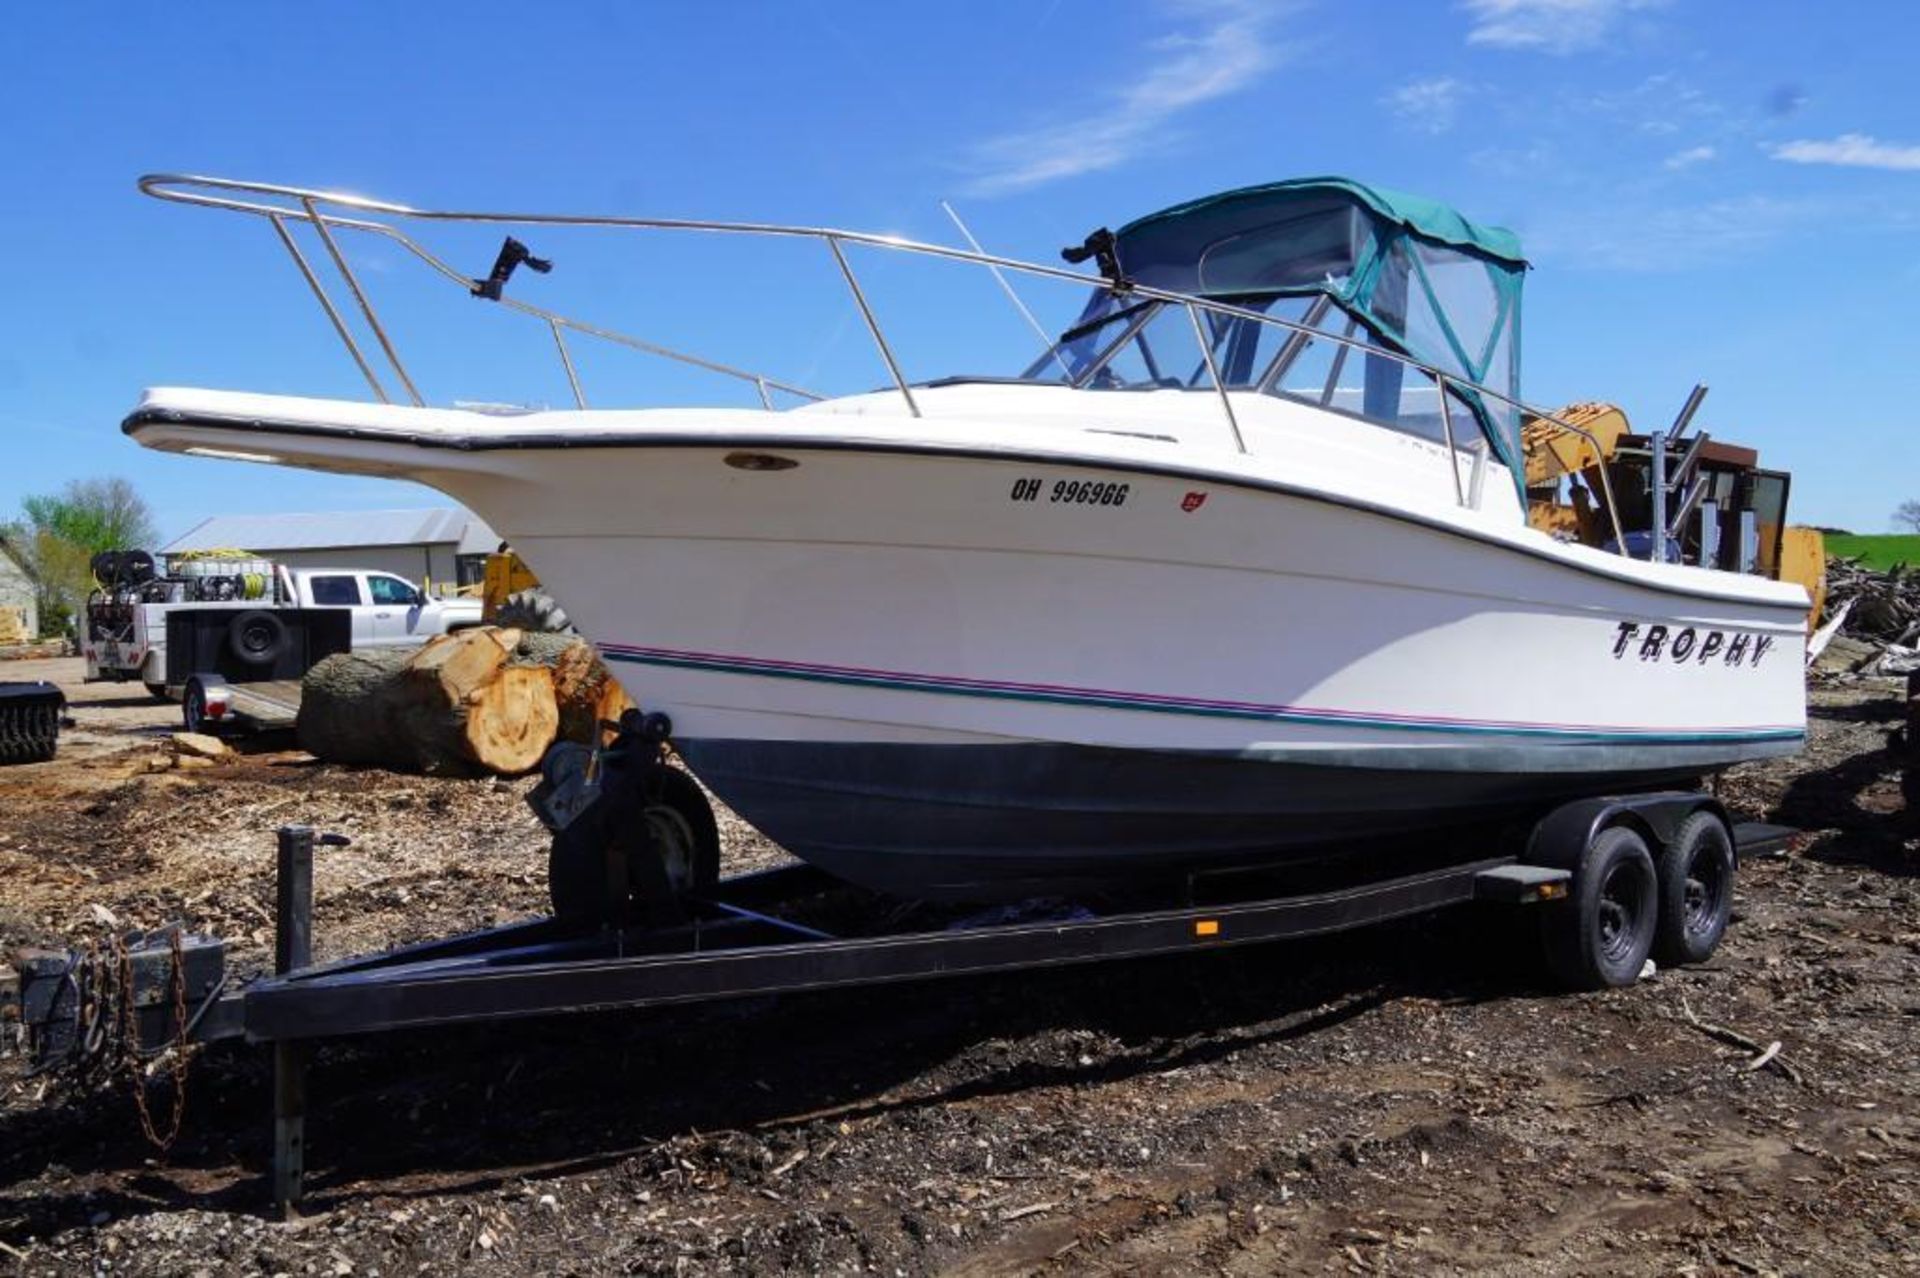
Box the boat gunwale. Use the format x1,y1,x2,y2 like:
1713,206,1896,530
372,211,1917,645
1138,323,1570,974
123,400,1815,617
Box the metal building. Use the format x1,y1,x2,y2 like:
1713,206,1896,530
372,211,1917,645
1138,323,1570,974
163,508,500,591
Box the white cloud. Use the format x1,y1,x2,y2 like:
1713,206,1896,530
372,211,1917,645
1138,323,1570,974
1579,74,1721,137
1662,144,1717,171
1383,77,1466,134
1526,195,1824,272
1771,133,1920,172
1462,0,1668,55
960,0,1290,197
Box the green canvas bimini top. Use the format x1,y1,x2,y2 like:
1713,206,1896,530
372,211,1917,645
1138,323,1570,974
1103,176,1530,491
1119,176,1526,266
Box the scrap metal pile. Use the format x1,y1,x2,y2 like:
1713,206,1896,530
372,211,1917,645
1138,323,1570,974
1814,557,1920,675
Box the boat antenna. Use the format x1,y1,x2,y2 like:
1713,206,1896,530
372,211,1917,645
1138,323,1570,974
940,200,1073,378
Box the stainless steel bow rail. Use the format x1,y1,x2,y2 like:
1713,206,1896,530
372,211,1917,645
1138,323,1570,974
5,812,1793,1214
138,173,1634,546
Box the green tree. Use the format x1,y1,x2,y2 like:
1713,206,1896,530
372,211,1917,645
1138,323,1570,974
6,477,158,635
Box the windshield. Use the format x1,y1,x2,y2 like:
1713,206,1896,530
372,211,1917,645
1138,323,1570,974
1011,286,1493,453
1002,183,1526,481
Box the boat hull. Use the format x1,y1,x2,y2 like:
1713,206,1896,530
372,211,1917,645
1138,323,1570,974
673,737,1755,899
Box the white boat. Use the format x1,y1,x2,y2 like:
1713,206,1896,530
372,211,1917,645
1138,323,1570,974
125,175,1809,899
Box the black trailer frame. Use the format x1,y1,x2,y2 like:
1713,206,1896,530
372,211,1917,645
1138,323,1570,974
12,808,1795,1214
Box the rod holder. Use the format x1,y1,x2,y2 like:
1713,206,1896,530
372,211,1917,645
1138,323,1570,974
1668,383,1708,439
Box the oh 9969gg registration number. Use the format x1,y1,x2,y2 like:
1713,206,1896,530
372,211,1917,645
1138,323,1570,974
1009,476,1130,506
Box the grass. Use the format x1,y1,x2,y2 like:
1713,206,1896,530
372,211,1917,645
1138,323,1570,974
1826,533,1920,571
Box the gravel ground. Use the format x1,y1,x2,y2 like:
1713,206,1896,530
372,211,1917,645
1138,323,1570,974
1,658,1916,1275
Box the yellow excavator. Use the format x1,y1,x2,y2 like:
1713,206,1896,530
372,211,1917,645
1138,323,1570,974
1524,398,1826,632
478,547,573,632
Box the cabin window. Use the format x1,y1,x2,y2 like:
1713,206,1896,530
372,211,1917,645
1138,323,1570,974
308,575,362,606
367,575,418,606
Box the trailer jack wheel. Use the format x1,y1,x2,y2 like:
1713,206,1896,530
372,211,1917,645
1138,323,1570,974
547,766,719,924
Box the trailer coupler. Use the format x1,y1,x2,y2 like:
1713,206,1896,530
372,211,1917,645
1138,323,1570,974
5,928,228,1078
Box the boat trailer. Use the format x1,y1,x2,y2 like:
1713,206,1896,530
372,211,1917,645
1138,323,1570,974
3,773,1793,1214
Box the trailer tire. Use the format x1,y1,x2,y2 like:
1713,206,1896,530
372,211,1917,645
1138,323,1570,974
1651,811,1734,967
1542,825,1658,991
227,610,289,668
182,679,210,735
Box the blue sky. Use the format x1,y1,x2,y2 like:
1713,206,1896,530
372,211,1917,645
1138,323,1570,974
3,0,1914,540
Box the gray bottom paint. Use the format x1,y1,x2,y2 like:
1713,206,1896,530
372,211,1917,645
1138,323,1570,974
676,737,1795,901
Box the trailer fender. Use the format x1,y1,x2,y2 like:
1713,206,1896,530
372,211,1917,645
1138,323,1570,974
184,673,234,734
1524,791,1733,872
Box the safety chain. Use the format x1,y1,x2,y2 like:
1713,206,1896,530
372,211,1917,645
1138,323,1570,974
119,930,193,1151
57,931,196,1153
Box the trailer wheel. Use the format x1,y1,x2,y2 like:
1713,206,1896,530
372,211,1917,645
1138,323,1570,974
182,678,210,735
548,767,720,921
643,768,721,898
1651,811,1734,967
227,610,289,668
1543,825,1658,990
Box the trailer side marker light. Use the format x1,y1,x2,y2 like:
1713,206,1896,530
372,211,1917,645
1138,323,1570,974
1536,882,1567,901
1194,919,1220,938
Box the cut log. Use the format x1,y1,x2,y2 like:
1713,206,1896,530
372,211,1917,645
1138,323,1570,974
459,665,559,774
540,640,635,745
295,627,633,774
298,627,558,776
296,649,415,768
409,626,521,703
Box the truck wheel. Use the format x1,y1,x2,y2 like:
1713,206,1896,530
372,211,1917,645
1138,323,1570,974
227,610,289,667
1651,811,1735,967
1542,825,1659,991
145,681,172,702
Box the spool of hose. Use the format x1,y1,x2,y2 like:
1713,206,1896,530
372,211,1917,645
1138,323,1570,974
119,549,156,584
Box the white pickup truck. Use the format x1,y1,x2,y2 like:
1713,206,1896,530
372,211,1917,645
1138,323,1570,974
85,565,484,695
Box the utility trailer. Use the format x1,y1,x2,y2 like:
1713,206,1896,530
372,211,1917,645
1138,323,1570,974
5,712,1793,1213
165,607,351,735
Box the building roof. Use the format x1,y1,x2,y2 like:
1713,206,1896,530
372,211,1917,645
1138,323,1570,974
0,533,34,581
164,507,500,556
